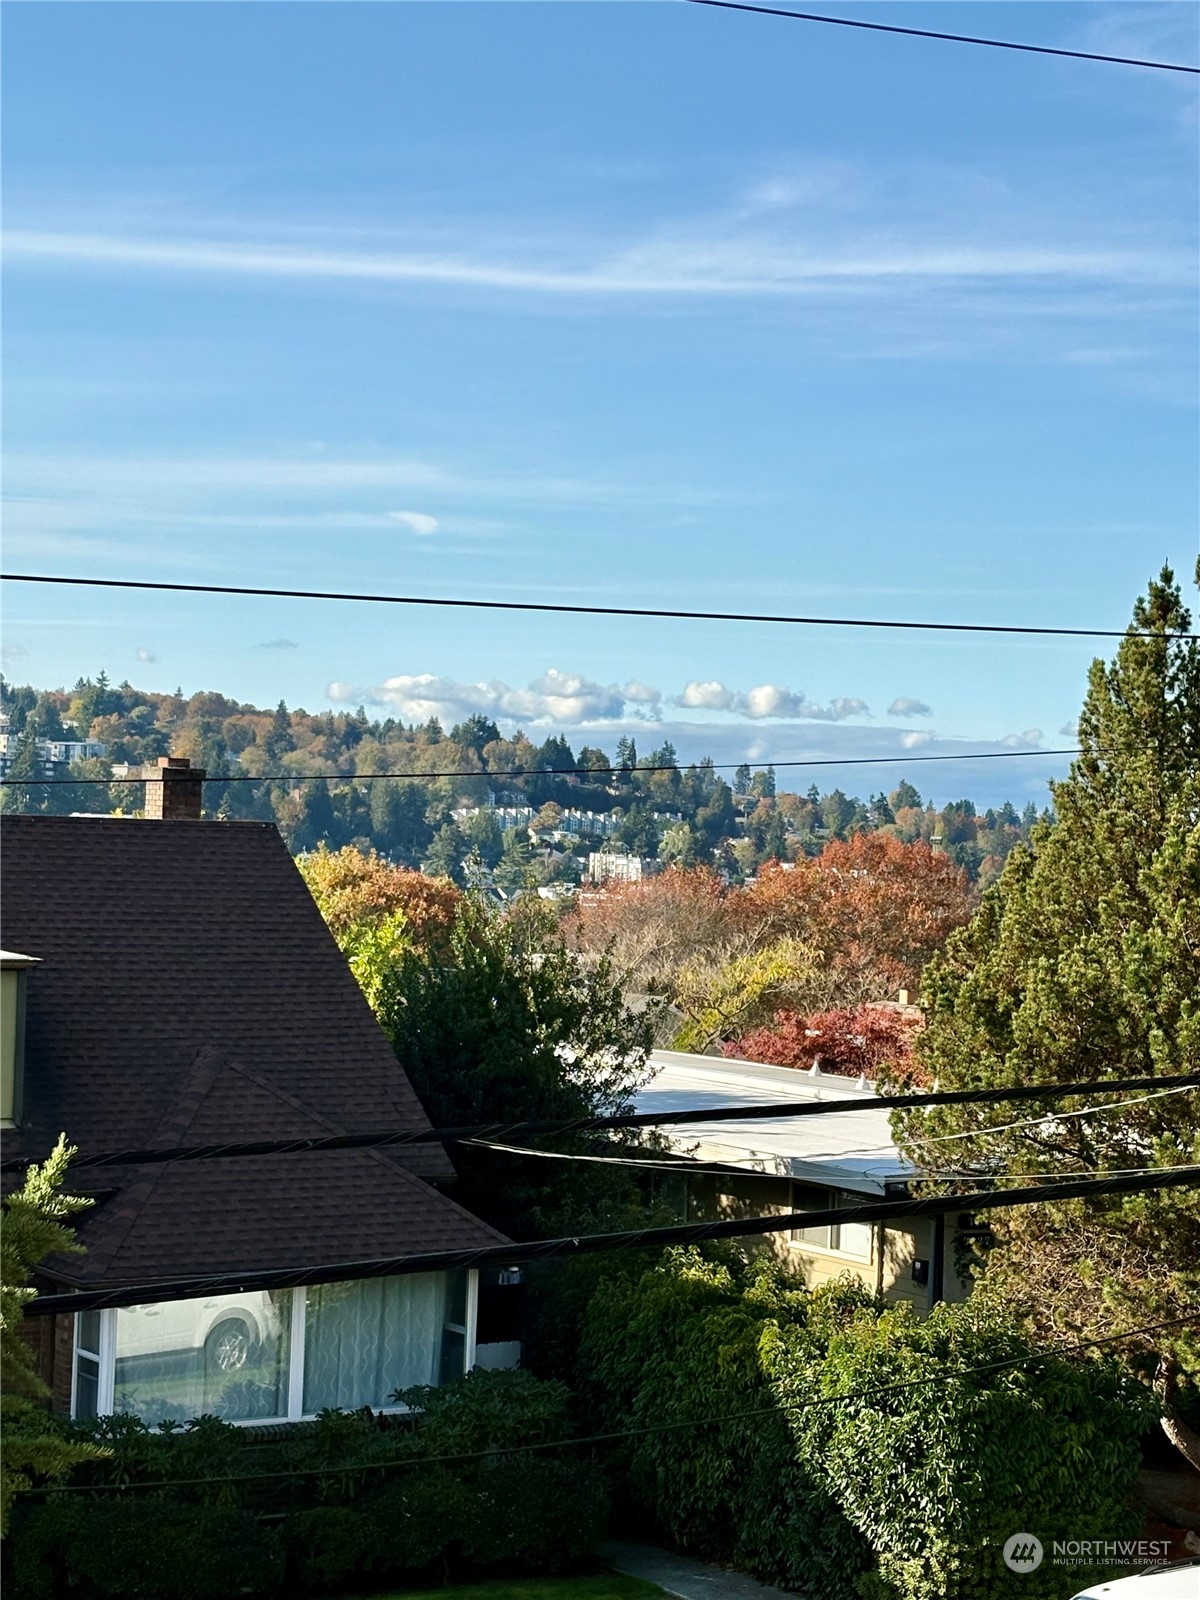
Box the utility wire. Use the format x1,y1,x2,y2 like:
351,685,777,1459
24,1164,1200,1316
5,572,1196,641
0,746,1079,787
683,0,1200,74
28,1311,1199,1498
465,1085,1199,1174
6,1072,1197,1177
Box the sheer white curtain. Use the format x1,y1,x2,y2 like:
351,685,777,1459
302,1273,447,1412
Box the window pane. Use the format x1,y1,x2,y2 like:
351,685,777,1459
76,1309,102,1356
791,1185,832,1249
113,1291,291,1425
74,1354,99,1419
445,1269,468,1329
439,1326,466,1386
303,1274,447,1413
833,1193,873,1260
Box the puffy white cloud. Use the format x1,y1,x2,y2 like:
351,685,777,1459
676,680,738,711
674,681,868,721
388,510,440,536
332,667,635,726
888,696,933,717
1000,729,1043,748
1059,719,1079,738
135,646,157,663
623,680,662,706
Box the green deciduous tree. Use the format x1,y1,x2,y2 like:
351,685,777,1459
358,899,653,1236
1,1139,106,1531
895,565,1200,1376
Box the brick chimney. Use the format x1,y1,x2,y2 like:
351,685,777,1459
143,756,206,820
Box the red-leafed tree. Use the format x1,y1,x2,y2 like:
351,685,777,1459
726,1002,927,1083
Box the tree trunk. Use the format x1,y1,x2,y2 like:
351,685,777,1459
1155,1357,1200,1473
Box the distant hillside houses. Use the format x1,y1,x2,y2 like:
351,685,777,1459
0,711,106,780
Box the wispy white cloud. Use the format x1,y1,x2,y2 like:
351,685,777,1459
888,696,933,717
135,646,157,663
255,638,299,651
388,510,440,536
5,227,1184,297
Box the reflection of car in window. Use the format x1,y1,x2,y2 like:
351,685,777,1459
116,1292,282,1370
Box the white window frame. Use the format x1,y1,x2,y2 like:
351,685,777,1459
73,1269,479,1426
789,1185,875,1263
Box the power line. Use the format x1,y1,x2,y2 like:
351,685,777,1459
467,1085,1199,1173
6,1071,1196,1177
683,0,1200,74
0,746,1080,787
28,1311,1199,1498
24,1164,1200,1316
5,571,1196,641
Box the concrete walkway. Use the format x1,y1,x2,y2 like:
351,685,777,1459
601,1540,805,1600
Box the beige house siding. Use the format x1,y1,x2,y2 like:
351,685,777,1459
683,1170,970,1311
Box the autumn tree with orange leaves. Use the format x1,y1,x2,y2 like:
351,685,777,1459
298,843,461,954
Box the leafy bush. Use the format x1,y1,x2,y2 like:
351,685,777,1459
578,1248,872,1599
9,1498,282,1600
9,1368,609,1596
764,1299,1157,1600
463,1456,610,1571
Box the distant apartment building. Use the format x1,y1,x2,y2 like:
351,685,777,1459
587,851,656,885
455,802,621,840
0,714,107,780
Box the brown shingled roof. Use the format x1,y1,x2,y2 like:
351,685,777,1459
1,816,505,1286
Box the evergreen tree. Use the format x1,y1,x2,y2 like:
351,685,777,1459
896,565,1200,1362
463,806,505,868
733,762,752,796
0,730,47,814
422,820,468,885
261,700,294,763
888,780,922,812
695,778,736,847
1,1140,106,1530
449,714,500,755
494,827,536,896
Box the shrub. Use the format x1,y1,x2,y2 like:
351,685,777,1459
462,1456,610,1572
9,1498,283,1600
578,1248,872,1598
764,1299,1156,1600
283,1506,373,1593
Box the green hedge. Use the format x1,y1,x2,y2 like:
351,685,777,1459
6,1370,609,1600
764,1298,1156,1600
578,1248,1157,1600
578,1248,873,1599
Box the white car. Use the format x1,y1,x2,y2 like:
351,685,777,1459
1069,1561,1200,1599
115,1291,283,1373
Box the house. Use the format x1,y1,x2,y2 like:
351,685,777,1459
633,1049,971,1309
1,763,509,1428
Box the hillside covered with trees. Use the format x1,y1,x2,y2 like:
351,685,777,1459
1,673,1044,888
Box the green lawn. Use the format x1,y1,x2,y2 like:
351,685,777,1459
373,1576,665,1600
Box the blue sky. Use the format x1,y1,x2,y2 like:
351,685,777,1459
4,1,1197,806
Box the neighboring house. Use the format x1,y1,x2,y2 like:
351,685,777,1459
634,1049,971,1309
1,765,509,1429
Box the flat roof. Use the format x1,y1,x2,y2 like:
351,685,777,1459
633,1049,913,1196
